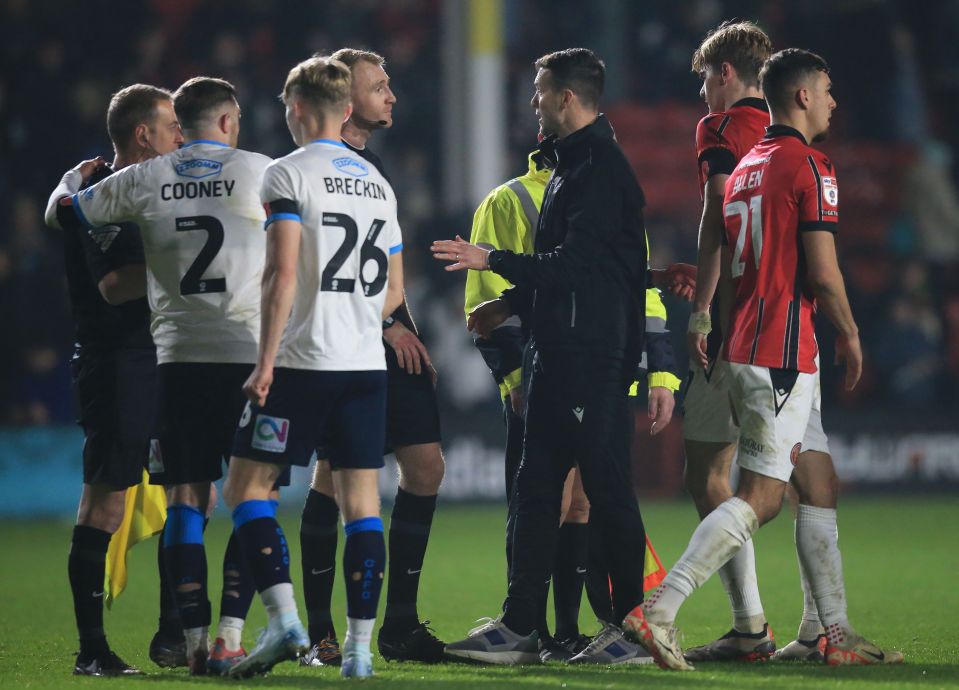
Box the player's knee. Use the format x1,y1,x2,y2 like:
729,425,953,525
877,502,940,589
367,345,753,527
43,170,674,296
397,447,445,495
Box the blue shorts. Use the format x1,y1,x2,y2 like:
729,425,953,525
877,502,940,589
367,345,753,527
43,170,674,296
232,368,387,471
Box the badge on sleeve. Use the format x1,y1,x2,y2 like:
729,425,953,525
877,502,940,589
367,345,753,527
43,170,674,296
822,176,838,207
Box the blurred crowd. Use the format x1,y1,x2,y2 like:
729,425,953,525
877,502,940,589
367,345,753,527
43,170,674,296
1,0,957,426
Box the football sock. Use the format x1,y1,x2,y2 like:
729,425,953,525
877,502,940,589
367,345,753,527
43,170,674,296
300,489,339,643
584,517,613,623
69,525,112,656
716,538,766,633
794,518,825,640
343,517,386,622
383,489,437,633
552,522,588,639
795,505,851,644
646,497,758,626
345,617,375,653
156,526,182,638
163,504,211,635
217,529,255,650
232,500,292,599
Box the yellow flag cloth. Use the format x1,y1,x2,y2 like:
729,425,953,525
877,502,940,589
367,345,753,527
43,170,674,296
104,469,167,609
643,535,667,593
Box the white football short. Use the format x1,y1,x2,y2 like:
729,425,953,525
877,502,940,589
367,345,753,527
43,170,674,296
682,357,739,444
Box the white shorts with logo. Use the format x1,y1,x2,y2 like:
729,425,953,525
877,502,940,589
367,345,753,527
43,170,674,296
684,356,830,457
727,361,826,482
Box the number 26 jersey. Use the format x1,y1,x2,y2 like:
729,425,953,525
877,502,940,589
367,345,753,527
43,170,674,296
261,139,402,372
722,125,839,374
73,141,271,364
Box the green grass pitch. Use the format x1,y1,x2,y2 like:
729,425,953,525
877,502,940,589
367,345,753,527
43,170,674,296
1,497,957,688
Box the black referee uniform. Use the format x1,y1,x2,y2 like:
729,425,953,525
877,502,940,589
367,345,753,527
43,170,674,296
487,115,649,633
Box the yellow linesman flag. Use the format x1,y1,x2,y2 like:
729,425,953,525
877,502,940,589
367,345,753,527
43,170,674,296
643,535,667,592
104,469,167,609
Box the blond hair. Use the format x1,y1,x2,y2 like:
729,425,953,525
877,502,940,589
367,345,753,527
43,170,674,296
282,56,352,111
691,20,772,89
329,48,385,70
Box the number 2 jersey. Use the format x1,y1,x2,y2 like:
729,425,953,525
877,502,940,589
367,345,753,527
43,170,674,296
722,124,839,373
73,141,271,364
260,139,402,372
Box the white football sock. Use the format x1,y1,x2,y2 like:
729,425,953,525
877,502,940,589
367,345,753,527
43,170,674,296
184,626,209,655
645,497,759,626
261,582,298,629
716,538,766,633
794,518,825,640
216,615,244,651
344,617,375,651
795,505,851,645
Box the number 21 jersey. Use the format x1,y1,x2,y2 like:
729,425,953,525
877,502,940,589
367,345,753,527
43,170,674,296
722,125,839,373
261,139,402,371
73,141,272,364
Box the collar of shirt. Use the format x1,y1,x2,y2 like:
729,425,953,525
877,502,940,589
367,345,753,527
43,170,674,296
554,113,614,162
764,123,808,145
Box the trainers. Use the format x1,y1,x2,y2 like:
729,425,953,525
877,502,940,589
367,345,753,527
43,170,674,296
206,637,247,675
73,650,141,676
825,631,904,666
378,620,446,663
341,642,374,679
568,622,655,665
444,617,541,665
622,606,694,671
773,635,827,662
228,619,310,678
539,633,590,662
149,629,187,668
300,636,342,667
684,624,776,662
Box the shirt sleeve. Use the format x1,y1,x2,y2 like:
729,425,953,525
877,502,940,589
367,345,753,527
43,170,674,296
796,155,839,233
82,222,146,283
261,161,301,228
72,163,142,228
696,115,737,179
387,201,402,256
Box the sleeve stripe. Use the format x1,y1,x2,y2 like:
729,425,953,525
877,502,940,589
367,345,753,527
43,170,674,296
71,193,94,229
389,243,403,255
799,220,838,233
264,212,301,229
716,114,732,136
806,155,823,221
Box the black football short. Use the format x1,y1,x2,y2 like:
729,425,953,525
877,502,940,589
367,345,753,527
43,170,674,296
234,368,387,471
72,347,157,489
383,347,442,452
151,362,255,486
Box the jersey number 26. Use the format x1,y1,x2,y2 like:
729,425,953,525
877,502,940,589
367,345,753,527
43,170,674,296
321,212,388,297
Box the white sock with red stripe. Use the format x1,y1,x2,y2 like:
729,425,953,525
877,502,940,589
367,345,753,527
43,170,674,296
645,497,759,626
795,505,851,645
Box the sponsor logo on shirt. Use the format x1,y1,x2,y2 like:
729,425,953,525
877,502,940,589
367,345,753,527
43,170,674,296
251,414,290,453
90,225,121,253
822,176,838,207
333,156,369,178
175,158,223,179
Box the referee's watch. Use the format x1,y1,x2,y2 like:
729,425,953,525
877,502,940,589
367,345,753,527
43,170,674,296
382,315,396,330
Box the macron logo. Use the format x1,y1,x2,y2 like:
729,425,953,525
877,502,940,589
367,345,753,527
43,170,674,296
572,407,585,423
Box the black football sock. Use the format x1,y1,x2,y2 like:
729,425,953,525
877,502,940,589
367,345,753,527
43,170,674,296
552,522,588,639
300,489,339,643
162,504,211,631
232,500,292,592
69,525,112,657
584,516,614,623
383,489,437,634
156,525,182,638
343,518,386,620
219,528,255,621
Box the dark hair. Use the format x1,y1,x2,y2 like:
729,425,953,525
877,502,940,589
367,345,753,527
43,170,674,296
534,48,605,108
173,77,238,131
760,48,830,112
106,84,172,147
691,20,772,89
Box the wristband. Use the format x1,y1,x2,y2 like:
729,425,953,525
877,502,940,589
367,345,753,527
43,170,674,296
688,311,712,335
382,315,396,330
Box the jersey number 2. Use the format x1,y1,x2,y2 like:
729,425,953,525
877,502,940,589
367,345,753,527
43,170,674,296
321,213,388,296
176,216,227,295
725,195,763,279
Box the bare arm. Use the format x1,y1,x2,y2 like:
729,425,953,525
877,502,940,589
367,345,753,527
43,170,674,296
98,264,147,305
801,231,862,390
687,174,728,367
244,219,301,406
383,251,404,320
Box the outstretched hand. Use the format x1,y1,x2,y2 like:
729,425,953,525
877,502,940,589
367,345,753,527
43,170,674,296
654,263,697,301
431,235,490,272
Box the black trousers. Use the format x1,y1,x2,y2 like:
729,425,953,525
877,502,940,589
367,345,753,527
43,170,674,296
503,349,647,633
503,396,525,580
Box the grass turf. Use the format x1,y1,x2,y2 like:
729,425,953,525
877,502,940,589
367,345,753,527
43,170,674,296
0,497,957,688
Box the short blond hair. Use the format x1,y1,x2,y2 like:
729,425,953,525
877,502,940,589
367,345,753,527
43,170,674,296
329,48,385,70
282,56,352,111
691,20,772,89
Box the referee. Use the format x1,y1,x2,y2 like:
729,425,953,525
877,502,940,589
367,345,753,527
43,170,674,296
434,48,652,662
